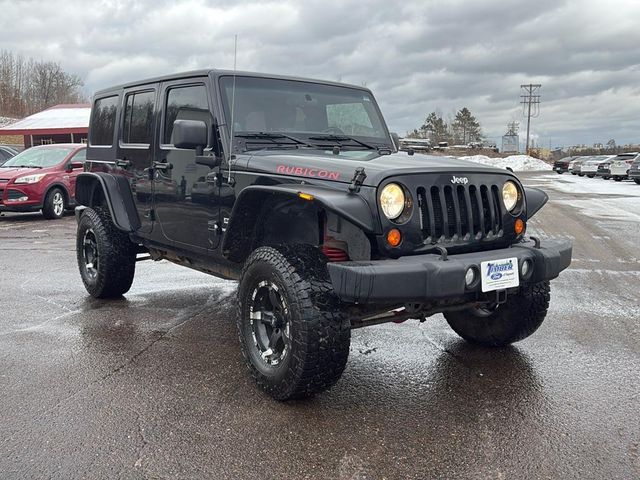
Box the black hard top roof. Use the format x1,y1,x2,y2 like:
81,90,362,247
94,69,369,97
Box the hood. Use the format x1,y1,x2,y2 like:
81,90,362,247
244,149,513,186
0,167,46,181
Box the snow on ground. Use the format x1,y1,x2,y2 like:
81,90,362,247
529,172,640,224
530,172,640,197
458,154,551,171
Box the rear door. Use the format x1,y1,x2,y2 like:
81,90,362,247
154,78,219,252
117,86,158,234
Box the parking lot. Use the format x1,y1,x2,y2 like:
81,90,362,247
1,171,639,479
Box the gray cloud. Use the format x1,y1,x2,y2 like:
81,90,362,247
1,0,639,147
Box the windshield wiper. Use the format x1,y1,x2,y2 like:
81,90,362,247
234,132,316,149
308,134,377,150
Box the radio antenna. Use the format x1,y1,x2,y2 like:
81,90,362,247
228,34,238,182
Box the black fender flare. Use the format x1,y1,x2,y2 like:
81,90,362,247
222,184,375,262
524,186,548,219
75,172,141,232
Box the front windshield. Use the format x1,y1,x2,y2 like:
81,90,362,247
219,76,390,148
2,147,74,168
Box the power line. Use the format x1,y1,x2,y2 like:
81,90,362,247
520,84,541,155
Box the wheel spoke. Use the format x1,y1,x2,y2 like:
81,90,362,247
268,288,281,311
268,329,283,350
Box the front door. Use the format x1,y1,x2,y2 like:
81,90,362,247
154,79,220,252
117,86,158,234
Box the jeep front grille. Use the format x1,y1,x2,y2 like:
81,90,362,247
417,184,504,243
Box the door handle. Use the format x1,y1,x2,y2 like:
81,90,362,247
115,159,131,168
153,161,173,171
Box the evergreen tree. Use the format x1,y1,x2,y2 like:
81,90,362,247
452,107,481,144
422,111,448,143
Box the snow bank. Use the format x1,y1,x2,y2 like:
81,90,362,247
458,154,551,171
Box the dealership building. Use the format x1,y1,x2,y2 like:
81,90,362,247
0,104,90,149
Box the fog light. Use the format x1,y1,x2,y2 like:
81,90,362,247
465,267,477,287
386,228,402,247
6,196,28,203
521,259,532,279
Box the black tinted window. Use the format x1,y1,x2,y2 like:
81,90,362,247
123,90,155,144
164,85,210,145
90,96,118,146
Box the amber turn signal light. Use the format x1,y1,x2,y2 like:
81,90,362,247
386,228,402,247
514,218,525,235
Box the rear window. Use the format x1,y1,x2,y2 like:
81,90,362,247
90,96,118,146
122,90,155,145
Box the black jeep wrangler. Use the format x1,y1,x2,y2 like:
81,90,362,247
75,70,572,400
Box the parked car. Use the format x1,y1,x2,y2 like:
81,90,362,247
609,152,640,181
581,155,613,178
0,145,18,166
74,69,572,400
0,144,86,219
553,156,576,174
596,156,614,180
628,158,640,184
569,157,588,176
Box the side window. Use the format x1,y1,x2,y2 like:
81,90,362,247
90,96,118,146
163,85,210,146
122,90,155,145
70,149,87,163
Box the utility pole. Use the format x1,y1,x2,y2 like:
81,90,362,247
520,84,541,155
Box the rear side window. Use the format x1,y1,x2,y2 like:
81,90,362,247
70,149,87,162
163,85,210,145
90,96,118,146
122,90,155,145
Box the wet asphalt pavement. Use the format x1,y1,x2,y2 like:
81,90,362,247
0,171,639,479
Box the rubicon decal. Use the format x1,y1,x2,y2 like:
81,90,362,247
277,165,340,180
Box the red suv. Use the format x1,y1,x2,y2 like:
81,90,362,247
0,144,86,219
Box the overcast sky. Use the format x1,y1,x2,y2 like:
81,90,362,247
1,0,639,148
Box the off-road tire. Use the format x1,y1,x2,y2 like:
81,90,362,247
237,245,351,400
76,207,136,298
444,281,550,347
614,176,622,181
634,179,640,185
587,174,595,178
42,188,65,219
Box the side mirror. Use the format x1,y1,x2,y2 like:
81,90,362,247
173,120,208,151
71,161,84,170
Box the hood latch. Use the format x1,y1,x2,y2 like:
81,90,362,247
348,167,367,193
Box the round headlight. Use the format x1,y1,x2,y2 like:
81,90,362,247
502,181,519,212
380,183,405,219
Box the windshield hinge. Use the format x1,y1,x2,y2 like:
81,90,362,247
348,167,367,194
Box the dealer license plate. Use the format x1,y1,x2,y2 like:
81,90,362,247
480,257,520,292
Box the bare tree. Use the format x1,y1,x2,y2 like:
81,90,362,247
0,50,86,118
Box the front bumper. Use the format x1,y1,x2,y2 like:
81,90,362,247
628,169,640,179
327,238,572,303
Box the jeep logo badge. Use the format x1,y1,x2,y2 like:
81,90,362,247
450,175,469,185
